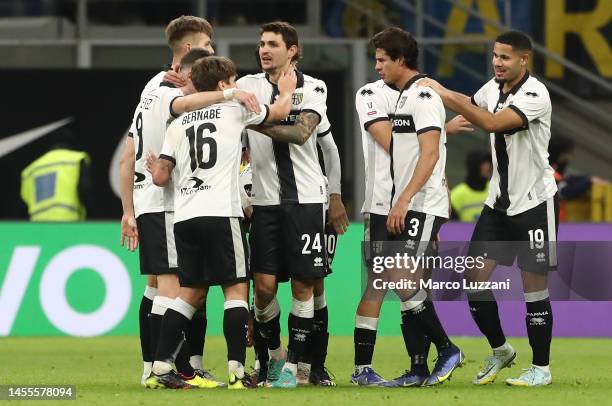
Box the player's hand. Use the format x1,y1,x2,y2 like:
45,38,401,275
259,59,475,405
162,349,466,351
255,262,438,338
278,67,297,96
417,78,446,97
386,198,410,235
163,69,186,88
328,194,349,235
234,90,261,114
445,115,473,135
120,213,139,251
145,151,158,174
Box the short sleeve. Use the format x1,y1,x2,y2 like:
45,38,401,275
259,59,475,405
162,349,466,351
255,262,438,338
471,83,488,109
127,111,137,137
355,86,390,131
242,103,269,126
317,113,331,137
159,121,181,164
507,89,550,128
412,87,443,135
302,80,327,123
160,88,182,119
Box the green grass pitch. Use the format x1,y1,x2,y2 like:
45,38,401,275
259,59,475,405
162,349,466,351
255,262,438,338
2,336,610,405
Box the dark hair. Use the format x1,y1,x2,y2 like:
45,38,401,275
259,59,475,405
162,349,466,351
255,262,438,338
495,30,532,52
165,16,213,51
191,56,237,92
179,48,211,71
260,21,300,62
371,27,418,69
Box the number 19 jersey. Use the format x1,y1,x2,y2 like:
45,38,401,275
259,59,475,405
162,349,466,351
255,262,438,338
161,101,269,223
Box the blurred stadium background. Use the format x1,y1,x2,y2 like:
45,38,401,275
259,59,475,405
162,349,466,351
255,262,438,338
0,1,611,401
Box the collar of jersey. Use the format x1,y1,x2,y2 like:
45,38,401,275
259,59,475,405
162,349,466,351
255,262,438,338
498,70,530,95
400,73,428,94
265,69,304,88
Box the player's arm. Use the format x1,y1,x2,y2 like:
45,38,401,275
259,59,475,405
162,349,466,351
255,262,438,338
318,132,349,234
418,78,523,133
444,115,473,135
149,154,174,187
387,130,441,234
171,89,261,116
119,135,138,251
251,111,320,146
367,120,393,153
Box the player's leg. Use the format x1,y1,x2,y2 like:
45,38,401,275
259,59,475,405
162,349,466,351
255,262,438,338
139,275,157,385
352,213,388,386
507,196,558,387
250,297,269,386
250,205,285,383
466,206,516,385
146,286,206,389
222,281,251,389
305,278,336,386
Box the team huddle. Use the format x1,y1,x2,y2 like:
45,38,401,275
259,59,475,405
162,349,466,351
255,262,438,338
119,16,558,390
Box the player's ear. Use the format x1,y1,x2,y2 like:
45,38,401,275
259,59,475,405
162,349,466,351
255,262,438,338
520,51,530,67
287,45,298,61
218,79,228,91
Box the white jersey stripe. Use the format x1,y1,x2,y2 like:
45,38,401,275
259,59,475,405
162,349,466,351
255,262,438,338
164,211,178,268
231,218,247,278
546,197,557,267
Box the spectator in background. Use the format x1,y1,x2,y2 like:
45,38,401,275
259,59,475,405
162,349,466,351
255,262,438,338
20,129,91,221
548,135,609,221
450,150,492,221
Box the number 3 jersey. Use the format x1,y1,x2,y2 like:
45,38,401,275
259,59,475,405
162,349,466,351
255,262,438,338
129,73,182,218
392,74,449,219
160,101,269,223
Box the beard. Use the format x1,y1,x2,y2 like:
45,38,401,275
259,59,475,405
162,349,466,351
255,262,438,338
494,77,506,84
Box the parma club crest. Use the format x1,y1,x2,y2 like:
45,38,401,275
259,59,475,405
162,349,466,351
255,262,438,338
292,92,304,106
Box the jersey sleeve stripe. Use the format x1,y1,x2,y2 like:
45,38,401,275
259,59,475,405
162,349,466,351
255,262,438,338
127,132,134,138
507,104,529,129
470,95,477,106
259,104,270,125
364,116,389,131
416,126,441,135
159,154,176,165
301,108,322,122
169,96,182,118
317,127,331,137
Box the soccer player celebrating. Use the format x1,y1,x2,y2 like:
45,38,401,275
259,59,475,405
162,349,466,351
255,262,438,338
145,55,300,389
236,22,335,388
359,27,464,387
119,15,258,387
418,31,558,387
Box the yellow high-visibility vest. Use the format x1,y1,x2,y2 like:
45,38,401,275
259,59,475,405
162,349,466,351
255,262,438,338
450,182,489,222
20,149,90,221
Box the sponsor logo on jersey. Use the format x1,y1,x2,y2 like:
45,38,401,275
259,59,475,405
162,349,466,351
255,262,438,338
314,256,324,267
314,86,325,94
360,88,374,96
525,91,538,97
418,91,431,99
392,114,416,133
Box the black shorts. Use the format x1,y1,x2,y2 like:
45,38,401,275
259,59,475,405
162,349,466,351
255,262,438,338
324,216,337,275
250,203,327,281
136,211,179,276
363,213,388,265
468,195,559,273
387,211,446,257
174,216,249,287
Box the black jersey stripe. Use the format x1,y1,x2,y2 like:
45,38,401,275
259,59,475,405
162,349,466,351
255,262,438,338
270,83,299,202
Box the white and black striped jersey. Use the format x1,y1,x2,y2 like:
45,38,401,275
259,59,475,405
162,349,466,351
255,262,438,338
129,70,182,217
391,74,449,219
160,101,269,223
355,80,399,216
472,72,556,215
237,71,327,206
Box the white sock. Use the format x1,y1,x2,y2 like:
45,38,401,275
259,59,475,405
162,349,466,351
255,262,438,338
254,359,261,370
493,342,511,354
283,362,297,376
143,361,152,373
189,355,203,370
269,346,284,360
229,360,245,379
533,364,550,374
356,364,372,373
152,361,172,375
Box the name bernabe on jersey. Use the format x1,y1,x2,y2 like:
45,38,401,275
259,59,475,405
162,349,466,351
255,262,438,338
182,107,222,125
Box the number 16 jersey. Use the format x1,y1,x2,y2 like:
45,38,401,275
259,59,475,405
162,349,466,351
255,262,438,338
161,101,269,223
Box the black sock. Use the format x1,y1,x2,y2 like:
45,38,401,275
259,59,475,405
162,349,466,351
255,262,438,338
287,313,312,365
309,306,329,369
400,317,430,375
402,300,451,352
467,290,506,348
139,294,153,362
155,309,190,365
187,304,207,366
526,299,553,366
354,328,377,367
150,312,163,362
175,343,195,377
258,313,281,351
224,306,249,366
251,308,269,374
